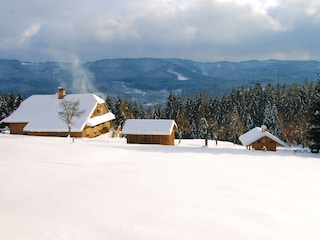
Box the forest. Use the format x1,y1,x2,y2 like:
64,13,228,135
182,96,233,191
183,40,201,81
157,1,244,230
1,80,320,149
107,80,320,148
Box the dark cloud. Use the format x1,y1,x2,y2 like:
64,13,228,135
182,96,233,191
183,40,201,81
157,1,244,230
0,0,319,62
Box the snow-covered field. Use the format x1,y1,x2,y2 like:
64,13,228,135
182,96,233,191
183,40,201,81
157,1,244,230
1,134,320,240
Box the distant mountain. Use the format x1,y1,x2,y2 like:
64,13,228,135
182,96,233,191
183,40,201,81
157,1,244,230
0,58,319,105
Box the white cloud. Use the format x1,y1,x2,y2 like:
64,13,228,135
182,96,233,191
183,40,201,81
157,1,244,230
20,23,42,44
1,0,319,61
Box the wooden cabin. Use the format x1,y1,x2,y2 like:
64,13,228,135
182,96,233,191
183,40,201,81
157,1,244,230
239,126,285,151
1,88,115,138
122,119,178,146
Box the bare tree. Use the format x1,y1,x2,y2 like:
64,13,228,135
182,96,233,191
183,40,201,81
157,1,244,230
59,99,85,141
229,112,245,144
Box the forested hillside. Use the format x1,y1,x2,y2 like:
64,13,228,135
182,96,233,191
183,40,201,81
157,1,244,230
1,59,320,105
109,80,320,147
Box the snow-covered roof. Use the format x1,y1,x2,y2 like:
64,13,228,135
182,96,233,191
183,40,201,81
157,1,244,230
122,119,177,135
239,127,285,146
2,93,115,132
86,112,115,127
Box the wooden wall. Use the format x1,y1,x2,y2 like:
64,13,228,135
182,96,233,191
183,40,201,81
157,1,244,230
83,122,111,138
8,123,27,135
126,131,175,146
9,119,111,138
90,103,110,118
252,136,277,151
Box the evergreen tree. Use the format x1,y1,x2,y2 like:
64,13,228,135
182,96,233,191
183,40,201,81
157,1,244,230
165,92,183,121
263,93,279,136
0,92,23,120
152,105,164,119
207,96,220,139
113,97,132,127
105,96,115,113
190,94,207,138
248,81,266,126
199,117,209,146
218,94,230,140
307,80,320,153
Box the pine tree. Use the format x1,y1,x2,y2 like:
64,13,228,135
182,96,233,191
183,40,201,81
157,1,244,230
248,81,266,126
152,105,164,119
165,92,183,121
207,96,220,139
199,117,209,146
0,92,23,121
263,94,279,136
218,94,230,140
307,80,320,153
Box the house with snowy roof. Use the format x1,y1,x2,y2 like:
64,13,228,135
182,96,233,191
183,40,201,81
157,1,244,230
122,119,178,145
1,88,115,138
239,125,285,151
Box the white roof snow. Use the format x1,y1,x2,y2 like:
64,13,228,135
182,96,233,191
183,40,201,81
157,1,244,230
122,119,177,135
86,112,116,127
2,93,115,132
239,127,285,147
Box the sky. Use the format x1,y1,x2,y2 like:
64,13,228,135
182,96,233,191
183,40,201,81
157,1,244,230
1,0,320,62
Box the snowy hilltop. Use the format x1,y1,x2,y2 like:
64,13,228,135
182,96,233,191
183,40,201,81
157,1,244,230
1,134,319,240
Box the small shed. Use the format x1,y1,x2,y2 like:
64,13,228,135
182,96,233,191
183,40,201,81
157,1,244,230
122,119,178,145
239,126,285,151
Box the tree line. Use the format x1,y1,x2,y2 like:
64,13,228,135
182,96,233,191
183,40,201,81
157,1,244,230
107,80,320,147
1,80,319,149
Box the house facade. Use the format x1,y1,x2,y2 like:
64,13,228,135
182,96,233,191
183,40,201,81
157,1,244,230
239,126,285,151
1,88,115,138
122,119,178,145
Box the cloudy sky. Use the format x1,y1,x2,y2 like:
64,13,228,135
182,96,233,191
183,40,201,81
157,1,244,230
1,0,319,62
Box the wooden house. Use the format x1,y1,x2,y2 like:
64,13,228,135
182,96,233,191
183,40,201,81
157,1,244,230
122,119,178,146
239,126,285,151
1,88,115,138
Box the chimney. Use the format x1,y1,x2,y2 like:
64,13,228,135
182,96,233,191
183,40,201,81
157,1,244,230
57,87,66,99
261,125,267,132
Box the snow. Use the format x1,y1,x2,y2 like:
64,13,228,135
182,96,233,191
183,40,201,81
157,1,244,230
86,112,116,127
0,134,320,240
122,119,177,135
239,127,285,146
1,93,114,132
167,69,189,81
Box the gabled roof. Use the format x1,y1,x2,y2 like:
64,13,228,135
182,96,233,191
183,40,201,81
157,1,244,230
2,93,115,132
122,119,177,135
239,127,285,146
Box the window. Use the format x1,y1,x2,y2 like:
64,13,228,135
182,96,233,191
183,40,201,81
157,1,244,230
96,108,102,115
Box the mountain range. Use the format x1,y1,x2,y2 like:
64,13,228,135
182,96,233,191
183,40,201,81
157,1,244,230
1,58,319,105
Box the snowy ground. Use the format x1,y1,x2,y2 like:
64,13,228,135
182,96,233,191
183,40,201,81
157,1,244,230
0,134,320,240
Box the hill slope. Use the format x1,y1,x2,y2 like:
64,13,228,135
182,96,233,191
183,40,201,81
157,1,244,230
0,58,319,105
1,135,320,240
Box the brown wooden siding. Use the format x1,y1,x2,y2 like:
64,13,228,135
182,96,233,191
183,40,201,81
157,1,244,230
23,122,111,138
90,103,110,118
252,136,277,151
126,131,175,146
83,122,111,138
9,119,111,138
8,123,27,134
